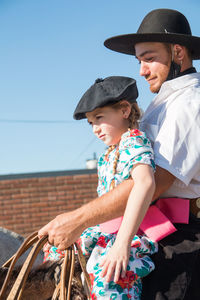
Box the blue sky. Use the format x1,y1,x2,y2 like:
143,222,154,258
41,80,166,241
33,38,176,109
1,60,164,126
1,0,200,175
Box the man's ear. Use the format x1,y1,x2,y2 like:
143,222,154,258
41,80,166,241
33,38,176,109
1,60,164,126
173,44,185,64
173,44,193,71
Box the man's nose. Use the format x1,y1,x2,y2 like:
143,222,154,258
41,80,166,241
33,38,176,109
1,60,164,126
140,61,150,77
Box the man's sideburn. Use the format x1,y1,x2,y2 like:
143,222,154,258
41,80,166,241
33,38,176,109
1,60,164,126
150,45,172,93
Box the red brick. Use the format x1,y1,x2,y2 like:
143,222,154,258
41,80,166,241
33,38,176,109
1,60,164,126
0,172,98,236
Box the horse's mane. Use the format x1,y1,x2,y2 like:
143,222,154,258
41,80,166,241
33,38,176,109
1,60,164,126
0,227,24,243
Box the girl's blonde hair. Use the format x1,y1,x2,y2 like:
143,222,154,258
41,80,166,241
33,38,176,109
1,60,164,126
107,100,141,129
127,102,141,129
105,100,141,190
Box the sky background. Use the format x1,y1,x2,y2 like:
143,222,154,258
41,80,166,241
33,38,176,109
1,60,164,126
1,0,200,175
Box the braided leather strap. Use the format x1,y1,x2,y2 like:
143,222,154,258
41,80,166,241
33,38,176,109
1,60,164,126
0,231,40,299
0,231,91,300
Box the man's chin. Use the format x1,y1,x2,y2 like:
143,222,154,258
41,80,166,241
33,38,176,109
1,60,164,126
149,83,161,94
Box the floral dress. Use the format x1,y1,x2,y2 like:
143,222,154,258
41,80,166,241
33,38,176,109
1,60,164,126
44,129,158,300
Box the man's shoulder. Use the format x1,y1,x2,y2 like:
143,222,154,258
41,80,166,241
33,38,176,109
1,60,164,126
169,72,200,91
162,73,200,105
142,73,200,124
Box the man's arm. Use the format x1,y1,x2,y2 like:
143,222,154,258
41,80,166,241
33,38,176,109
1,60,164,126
38,178,134,250
153,165,176,201
38,165,175,250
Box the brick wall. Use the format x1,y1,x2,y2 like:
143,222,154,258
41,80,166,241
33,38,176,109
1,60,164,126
0,169,98,237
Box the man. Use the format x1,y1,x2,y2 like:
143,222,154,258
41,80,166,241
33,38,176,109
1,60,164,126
39,9,200,299
104,8,200,300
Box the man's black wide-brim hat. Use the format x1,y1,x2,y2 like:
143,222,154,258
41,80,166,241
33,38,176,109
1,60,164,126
73,76,138,120
104,8,200,60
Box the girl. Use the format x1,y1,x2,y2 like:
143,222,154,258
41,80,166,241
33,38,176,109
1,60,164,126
44,76,158,299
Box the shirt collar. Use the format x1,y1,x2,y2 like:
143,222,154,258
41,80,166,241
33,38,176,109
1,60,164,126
179,67,197,77
142,72,200,120
160,72,200,95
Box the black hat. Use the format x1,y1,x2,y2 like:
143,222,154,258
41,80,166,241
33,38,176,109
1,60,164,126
104,8,200,60
73,76,138,120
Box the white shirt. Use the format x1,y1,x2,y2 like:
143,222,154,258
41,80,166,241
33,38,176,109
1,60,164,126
140,73,200,198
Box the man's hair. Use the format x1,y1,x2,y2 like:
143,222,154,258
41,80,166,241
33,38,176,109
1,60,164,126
163,43,192,62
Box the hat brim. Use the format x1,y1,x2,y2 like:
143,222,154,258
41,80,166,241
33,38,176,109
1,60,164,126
104,33,200,60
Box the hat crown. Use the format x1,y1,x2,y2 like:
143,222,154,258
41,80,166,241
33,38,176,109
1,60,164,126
73,76,138,120
138,9,192,36
104,8,200,59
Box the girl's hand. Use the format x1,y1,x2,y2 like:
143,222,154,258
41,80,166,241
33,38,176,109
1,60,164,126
100,241,131,283
43,241,52,252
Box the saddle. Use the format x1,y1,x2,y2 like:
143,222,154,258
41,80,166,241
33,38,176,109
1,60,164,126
0,231,91,300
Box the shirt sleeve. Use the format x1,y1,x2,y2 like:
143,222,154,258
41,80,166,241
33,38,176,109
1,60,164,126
119,130,155,180
154,97,200,185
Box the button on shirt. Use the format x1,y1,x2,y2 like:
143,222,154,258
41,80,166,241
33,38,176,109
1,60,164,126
140,73,200,198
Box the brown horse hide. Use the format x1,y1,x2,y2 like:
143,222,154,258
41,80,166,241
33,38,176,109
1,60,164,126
0,258,87,300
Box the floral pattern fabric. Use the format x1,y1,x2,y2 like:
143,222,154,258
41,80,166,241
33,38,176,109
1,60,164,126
43,129,158,299
97,129,155,196
78,225,157,299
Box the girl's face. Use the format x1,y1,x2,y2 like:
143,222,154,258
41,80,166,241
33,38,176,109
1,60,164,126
86,102,130,146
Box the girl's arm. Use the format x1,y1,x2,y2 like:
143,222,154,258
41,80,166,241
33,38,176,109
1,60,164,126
100,163,155,282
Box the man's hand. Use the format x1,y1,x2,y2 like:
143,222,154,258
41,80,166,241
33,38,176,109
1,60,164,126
38,210,85,250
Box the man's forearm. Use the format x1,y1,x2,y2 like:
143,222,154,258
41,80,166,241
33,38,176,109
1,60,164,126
38,166,175,250
78,178,134,229
153,165,176,201
38,178,134,250
79,165,175,230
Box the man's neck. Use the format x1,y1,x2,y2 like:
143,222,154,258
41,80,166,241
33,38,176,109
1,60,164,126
157,66,197,94
166,64,196,83
179,66,197,77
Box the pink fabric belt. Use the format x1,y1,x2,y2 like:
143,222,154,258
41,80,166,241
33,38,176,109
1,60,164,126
99,198,190,242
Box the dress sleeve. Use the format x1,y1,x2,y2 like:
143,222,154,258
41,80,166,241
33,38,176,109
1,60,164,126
119,130,155,180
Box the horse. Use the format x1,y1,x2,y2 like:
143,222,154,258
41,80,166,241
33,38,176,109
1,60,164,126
0,227,87,299
0,227,43,267
0,258,87,299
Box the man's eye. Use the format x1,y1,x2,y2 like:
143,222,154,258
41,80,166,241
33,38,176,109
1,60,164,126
146,57,153,62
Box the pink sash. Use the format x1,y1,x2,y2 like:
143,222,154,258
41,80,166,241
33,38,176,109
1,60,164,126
99,198,190,242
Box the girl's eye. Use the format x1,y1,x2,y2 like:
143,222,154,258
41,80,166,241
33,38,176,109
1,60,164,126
136,58,141,65
96,115,103,120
